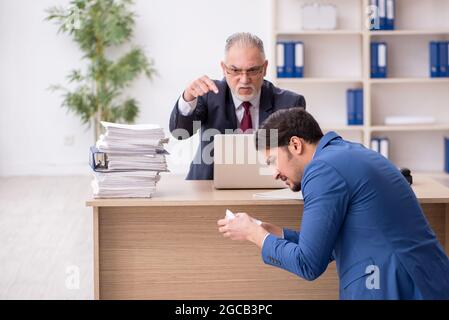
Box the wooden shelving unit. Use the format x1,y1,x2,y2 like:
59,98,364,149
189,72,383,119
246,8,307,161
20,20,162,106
270,0,449,172
276,78,363,84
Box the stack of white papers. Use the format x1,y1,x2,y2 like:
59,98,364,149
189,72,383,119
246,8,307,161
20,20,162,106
91,171,161,198
91,122,169,198
97,121,168,154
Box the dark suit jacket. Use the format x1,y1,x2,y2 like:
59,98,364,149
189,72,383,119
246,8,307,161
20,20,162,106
169,79,306,180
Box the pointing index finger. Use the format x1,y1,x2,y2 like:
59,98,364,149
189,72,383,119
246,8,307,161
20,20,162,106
202,76,219,94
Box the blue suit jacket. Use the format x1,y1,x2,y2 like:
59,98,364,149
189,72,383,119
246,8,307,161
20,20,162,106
169,79,305,180
262,132,449,299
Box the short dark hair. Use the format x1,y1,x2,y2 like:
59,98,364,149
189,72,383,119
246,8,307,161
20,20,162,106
255,108,324,150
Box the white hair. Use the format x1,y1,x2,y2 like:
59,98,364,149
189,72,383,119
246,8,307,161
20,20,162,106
224,32,265,59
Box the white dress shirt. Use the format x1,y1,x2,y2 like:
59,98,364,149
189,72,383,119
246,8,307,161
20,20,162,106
178,90,261,129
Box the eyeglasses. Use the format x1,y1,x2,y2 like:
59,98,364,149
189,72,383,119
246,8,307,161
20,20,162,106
224,64,265,77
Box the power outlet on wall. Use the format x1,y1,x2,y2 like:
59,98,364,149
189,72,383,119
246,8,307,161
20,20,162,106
64,135,75,146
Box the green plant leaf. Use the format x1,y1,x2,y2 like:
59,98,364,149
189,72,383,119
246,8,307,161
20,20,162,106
46,0,156,139
107,47,155,90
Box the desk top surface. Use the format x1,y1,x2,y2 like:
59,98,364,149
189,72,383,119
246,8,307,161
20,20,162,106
86,173,449,207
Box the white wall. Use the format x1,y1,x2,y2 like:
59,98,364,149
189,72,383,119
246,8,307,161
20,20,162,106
0,0,272,176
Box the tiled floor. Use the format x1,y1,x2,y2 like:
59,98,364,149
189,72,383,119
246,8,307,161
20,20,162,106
0,176,93,299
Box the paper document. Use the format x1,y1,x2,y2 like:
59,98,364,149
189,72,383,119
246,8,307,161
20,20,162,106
225,209,235,220
225,209,262,225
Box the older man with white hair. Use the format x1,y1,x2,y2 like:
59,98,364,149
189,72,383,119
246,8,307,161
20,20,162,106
169,32,306,180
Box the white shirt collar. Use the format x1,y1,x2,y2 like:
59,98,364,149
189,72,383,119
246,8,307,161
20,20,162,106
230,89,261,110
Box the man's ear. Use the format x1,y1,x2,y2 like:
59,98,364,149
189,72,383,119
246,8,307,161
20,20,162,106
220,61,226,76
263,60,268,77
288,136,303,156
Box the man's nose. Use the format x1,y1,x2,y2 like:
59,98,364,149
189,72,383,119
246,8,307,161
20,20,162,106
273,169,281,180
240,73,250,83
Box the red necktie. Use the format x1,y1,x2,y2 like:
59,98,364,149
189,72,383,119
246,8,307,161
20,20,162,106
240,101,253,133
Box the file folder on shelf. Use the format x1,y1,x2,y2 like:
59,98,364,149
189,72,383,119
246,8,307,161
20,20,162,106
276,41,295,78
294,41,304,78
371,137,389,159
378,0,387,30
371,42,387,78
430,41,440,78
377,43,387,78
276,41,287,78
379,137,389,159
368,0,379,31
445,42,449,77
370,42,378,77
445,137,449,173
354,89,364,125
439,41,449,77
346,89,356,125
370,138,380,153
346,89,363,125
386,0,395,30
284,42,295,77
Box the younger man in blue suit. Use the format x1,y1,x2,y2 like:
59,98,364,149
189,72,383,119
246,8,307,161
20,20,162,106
217,108,449,299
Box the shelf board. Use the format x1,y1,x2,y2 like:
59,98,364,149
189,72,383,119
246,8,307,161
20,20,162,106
368,29,449,36
322,125,364,132
276,78,363,84
370,124,449,132
370,78,449,84
276,30,362,36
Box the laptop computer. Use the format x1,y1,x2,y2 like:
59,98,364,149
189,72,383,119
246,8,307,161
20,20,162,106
213,134,286,189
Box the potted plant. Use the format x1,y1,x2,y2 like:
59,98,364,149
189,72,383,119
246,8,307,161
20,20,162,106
46,0,155,141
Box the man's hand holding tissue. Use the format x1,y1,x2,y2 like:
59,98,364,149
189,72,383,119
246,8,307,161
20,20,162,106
217,212,269,248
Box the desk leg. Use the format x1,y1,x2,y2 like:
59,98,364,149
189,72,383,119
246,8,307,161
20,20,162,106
93,207,100,300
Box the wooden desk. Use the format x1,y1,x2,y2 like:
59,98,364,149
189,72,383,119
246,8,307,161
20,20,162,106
86,174,449,300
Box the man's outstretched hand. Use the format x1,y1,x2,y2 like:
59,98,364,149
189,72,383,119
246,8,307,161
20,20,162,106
183,75,219,102
217,212,269,248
